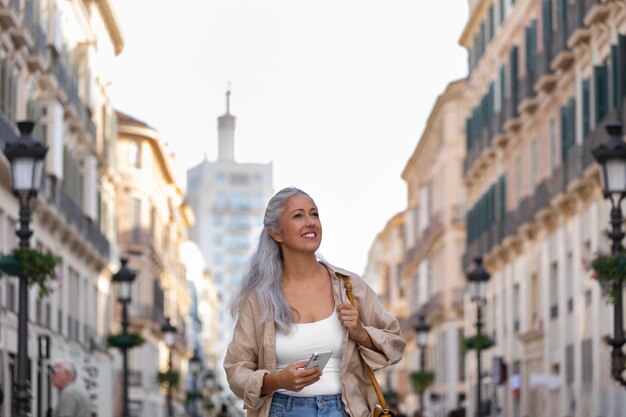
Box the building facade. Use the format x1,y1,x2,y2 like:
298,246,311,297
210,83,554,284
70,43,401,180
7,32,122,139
115,111,194,417
0,0,123,415
461,0,626,416
186,91,273,400
362,212,411,411
400,79,467,417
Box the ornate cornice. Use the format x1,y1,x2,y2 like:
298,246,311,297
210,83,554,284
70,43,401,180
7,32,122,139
94,0,125,55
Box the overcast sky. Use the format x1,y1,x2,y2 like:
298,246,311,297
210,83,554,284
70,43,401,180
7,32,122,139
103,0,469,275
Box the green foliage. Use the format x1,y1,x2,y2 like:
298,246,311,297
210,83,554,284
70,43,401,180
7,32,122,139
186,390,203,404
410,370,435,393
0,248,61,297
106,332,144,349
463,334,494,352
203,398,215,411
381,389,398,402
585,252,626,303
157,370,180,388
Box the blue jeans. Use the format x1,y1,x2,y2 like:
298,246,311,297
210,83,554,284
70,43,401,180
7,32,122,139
269,392,348,417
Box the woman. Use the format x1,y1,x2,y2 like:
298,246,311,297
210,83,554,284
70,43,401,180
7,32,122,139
224,187,405,417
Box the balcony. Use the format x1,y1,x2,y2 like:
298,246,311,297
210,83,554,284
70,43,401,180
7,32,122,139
0,0,19,29
41,176,111,259
8,0,32,49
401,212,444,276
419,292,443,322
128,303,165,329
27,25,48,72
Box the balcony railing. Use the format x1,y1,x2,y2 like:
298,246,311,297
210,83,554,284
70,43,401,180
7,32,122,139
128,303,165,327
401,212,444,275
41,176,110,259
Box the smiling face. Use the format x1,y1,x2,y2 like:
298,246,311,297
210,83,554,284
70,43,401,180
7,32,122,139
270,193,322,254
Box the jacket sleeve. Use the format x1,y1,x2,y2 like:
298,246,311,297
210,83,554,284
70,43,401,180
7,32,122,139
223,298,270,410
352,275,406,370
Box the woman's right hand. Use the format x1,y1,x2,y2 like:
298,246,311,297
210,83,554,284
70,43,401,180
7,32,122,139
265,360,322,393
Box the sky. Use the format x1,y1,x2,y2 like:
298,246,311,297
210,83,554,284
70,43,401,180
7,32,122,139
102,1,469,275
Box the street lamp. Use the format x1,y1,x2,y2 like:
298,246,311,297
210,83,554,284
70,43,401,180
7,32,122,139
467,257,491,417
112,258,137,417
162,317,177,417
414,314,430,415
188,351,202,417
3,121,48,417
591,120,626,387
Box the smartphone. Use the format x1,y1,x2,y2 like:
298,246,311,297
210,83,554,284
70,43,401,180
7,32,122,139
304,350,333,371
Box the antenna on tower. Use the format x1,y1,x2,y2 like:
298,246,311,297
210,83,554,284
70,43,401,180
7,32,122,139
226,82,232,114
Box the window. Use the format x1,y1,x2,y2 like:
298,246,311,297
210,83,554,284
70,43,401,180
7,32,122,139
231,193,250,210
215,191,228,209
550,262,559,319
515,156,522,204
582,79,591,138
530,139,539,190
216,172,225,182
542,0,553,47
214,235,223,246
550,118,558,169
130,198,141,243
213,215,223,227
594,65,609,123
128,141,140,168
230,173,249,185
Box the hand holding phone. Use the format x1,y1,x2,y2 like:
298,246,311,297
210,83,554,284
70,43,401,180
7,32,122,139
304,350,333,371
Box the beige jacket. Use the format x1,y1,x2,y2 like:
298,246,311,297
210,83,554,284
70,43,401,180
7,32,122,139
223,261,406,417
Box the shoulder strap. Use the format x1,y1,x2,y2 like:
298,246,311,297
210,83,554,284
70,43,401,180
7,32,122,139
339,274,390,412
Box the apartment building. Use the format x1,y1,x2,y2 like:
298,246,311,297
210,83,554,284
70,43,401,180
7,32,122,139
461,0,626,416
115,111,194,417
400,79,467,417
0,0,123,415
362,212,411,409
186,91,273,400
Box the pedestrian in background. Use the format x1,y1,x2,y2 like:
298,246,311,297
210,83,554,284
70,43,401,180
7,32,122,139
224,186,406,416
50,361,90,417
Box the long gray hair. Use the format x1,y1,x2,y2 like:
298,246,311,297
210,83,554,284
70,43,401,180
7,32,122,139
231,187,314,332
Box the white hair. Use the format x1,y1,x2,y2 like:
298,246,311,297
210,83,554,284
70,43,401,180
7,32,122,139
54,360,77,381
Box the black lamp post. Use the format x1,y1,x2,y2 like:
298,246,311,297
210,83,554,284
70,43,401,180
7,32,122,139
3,121,48,417
414,314,430,415
467,257,490,417
112,258,137,417
189,351,202,417
162,317,177,417
591,120,626,387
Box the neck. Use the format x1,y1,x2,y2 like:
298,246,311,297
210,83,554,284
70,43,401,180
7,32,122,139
281,251,321,283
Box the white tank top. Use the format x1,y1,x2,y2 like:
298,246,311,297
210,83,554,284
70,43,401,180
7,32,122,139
275,309,344,397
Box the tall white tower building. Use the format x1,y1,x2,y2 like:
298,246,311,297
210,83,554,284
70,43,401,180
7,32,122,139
186,90,274,394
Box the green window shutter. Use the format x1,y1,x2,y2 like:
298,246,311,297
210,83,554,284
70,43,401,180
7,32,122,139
542,0,552,47
568,98,576,149
556,0,566,26
560,105,568,163
510,47,519,97
582,79,590,138
499,176,506,219
489,6,495,42
488,82,495,123
611,45,619,110
619,35,626,100
528,20,537,72
594,65,609,123
499,0,505,24
500,65,506,103
466,118,472,150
